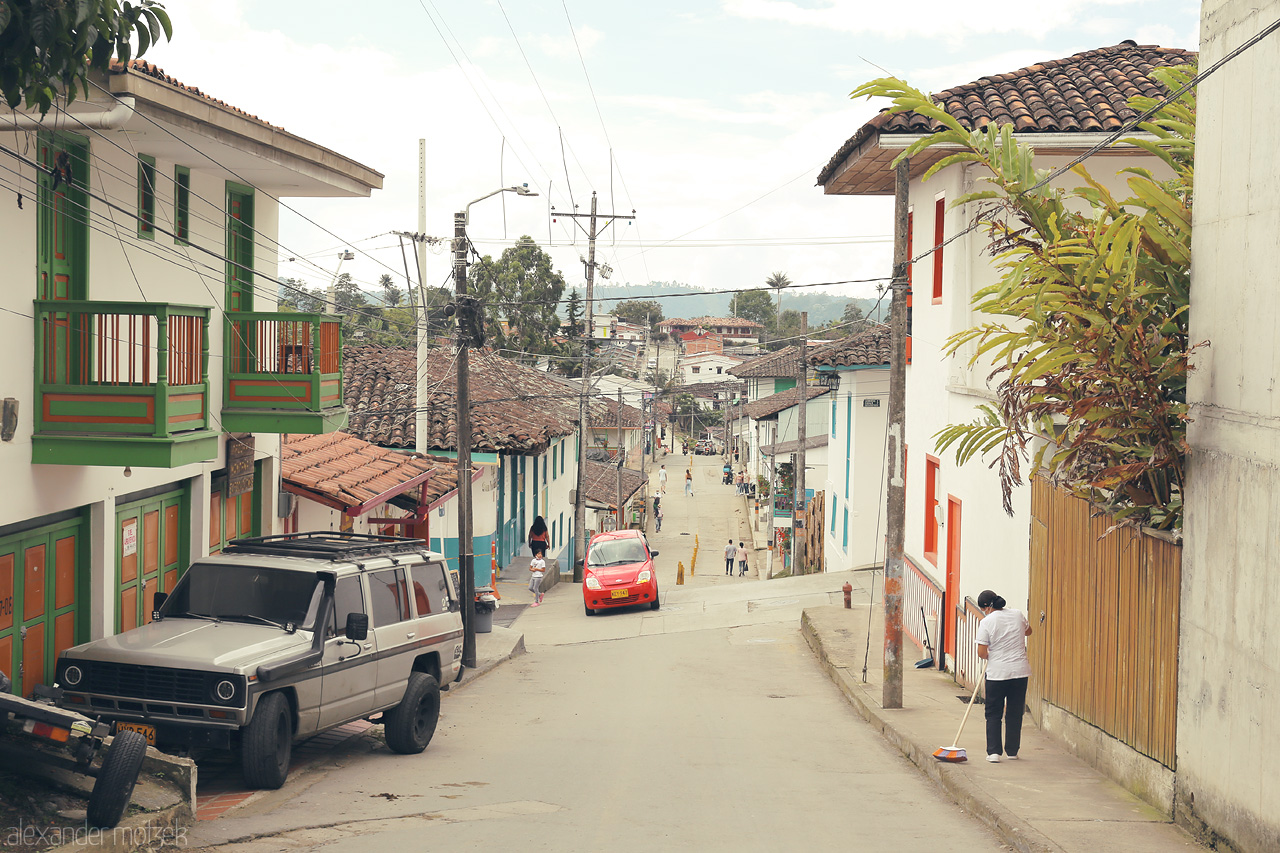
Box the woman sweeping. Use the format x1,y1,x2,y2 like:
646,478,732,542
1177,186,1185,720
528,516,550,558
975,589,1033,763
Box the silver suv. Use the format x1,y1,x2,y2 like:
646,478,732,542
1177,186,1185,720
54,533,464,789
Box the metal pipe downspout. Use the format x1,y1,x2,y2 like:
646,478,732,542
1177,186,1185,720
1,97,136,132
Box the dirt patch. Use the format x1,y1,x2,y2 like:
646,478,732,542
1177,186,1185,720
0,772,90,852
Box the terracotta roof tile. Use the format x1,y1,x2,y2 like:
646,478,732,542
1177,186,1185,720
282,432,458,511
109,60,283,129
808,326,891,369
742,385,829,420
728,345,804,378
661,316,765,330
343,346,577,453
817,41,1196,185
581,460,647,507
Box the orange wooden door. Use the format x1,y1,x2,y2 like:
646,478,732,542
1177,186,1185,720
117,491,186,632
0,521,83,697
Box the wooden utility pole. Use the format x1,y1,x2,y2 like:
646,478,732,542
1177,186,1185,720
453,210,477,670
884,159,910,709
794,312,808,575
616,389,625,529
567,192,636,581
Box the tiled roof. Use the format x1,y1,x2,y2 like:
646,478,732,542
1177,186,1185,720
282,432,458,512
818,41,1196,189
761,434,830,456
110,60,282,129
742,385,829,420
343,346,576,453
728,345,803,378
661,317,764,329
590,398,644,429
808,326,891,368
581,460,647,507
668,379,745,398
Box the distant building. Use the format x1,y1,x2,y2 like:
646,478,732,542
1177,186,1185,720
659,316,763,346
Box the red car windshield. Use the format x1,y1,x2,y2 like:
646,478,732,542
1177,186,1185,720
588,538,648,568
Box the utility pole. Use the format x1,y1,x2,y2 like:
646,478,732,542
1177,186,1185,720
884,159,910,709
794,311,808,575
566,191,636,582
616,389,624,531
452,211,477,670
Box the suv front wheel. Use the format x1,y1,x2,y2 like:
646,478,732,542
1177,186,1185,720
384,672,440,754
242,692,293,789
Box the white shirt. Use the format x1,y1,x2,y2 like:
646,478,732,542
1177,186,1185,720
529,557,546,578
658,468,668,486
975,608,1032,681
725,543,737,560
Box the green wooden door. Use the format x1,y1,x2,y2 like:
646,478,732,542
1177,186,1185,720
116,490,188,633
36,132,89,385
0,518,86,698
209,464,261,555
226,182,256,372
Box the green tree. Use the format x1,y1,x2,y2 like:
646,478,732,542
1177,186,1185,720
332,273,367,318
770,308,802,349
0,0,173,115
279,278,323,313
765,271,792,335
727,288,776,330
379,274,404,308
839,301,868,335
612,299,664,326
469,236,566,362
562,288,584,339
853,65,1195,529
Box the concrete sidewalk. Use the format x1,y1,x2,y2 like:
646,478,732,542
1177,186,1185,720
802,602,1202,853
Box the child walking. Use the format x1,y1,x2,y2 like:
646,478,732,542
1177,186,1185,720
528,554,546,606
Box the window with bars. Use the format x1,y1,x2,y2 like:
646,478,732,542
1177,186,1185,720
174,165,190,245
137,154,156,239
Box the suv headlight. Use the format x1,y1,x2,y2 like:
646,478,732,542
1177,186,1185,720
585,576,602,590
62,664,83,686
637,570,652,584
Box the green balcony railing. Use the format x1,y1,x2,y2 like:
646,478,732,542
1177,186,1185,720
32,299,217,467
222,312,346,434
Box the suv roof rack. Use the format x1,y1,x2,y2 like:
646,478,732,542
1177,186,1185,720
224,532,429,561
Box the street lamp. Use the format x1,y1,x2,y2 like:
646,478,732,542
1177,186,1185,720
453,184,538,670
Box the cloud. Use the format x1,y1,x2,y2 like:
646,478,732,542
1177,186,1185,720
531,25,605,58
721,0,1147,39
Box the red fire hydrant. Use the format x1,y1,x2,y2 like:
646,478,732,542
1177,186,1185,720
843,581,853,609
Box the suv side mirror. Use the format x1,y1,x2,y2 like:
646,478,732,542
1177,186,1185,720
345,612,369,641
152,592,168,621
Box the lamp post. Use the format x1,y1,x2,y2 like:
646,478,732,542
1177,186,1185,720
453,185,537,670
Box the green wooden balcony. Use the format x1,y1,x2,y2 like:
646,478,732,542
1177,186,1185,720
32,300,219,467
221,312,346,434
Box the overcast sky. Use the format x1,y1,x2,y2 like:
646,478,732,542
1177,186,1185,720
147,0,1200,308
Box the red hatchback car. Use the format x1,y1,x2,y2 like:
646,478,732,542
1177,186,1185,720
583,530,660,615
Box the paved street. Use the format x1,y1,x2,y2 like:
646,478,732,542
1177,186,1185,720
186,454,1002,852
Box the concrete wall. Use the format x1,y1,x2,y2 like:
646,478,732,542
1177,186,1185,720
824,367,889,572
1178,3,1280,850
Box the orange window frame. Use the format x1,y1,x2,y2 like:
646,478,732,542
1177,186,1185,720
924,455,940,565
932,196,944,304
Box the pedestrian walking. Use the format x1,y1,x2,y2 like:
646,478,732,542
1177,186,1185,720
685,468,693,497
528,516,549,558
735,470,745,495
655,503,664,532
653,493,661,516
528,554,546,606
737,543,748,576
975,589,1033,763
733,448,739,464
658,464,668,492
724,539,737,575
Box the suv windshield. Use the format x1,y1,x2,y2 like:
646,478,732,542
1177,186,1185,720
588,538,649,568
162,563,324,630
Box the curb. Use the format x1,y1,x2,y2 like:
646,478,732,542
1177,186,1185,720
451,632,527,691
800,610,1057,853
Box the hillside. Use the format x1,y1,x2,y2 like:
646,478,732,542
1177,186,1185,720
578,282,883,326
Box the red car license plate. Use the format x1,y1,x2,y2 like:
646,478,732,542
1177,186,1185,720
610,588,629,599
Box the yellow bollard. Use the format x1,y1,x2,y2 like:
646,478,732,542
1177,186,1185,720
677,561,685,585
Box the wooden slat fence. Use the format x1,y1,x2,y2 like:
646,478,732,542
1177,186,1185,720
1027,477,1180,769
953,596,985,692
903,557,944,656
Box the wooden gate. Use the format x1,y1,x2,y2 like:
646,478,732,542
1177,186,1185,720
1028,478,1180,769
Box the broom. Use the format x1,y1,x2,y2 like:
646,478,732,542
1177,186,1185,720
933,661,987,762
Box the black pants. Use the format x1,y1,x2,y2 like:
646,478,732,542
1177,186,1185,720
984,676,1028,757
726,558,734,573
